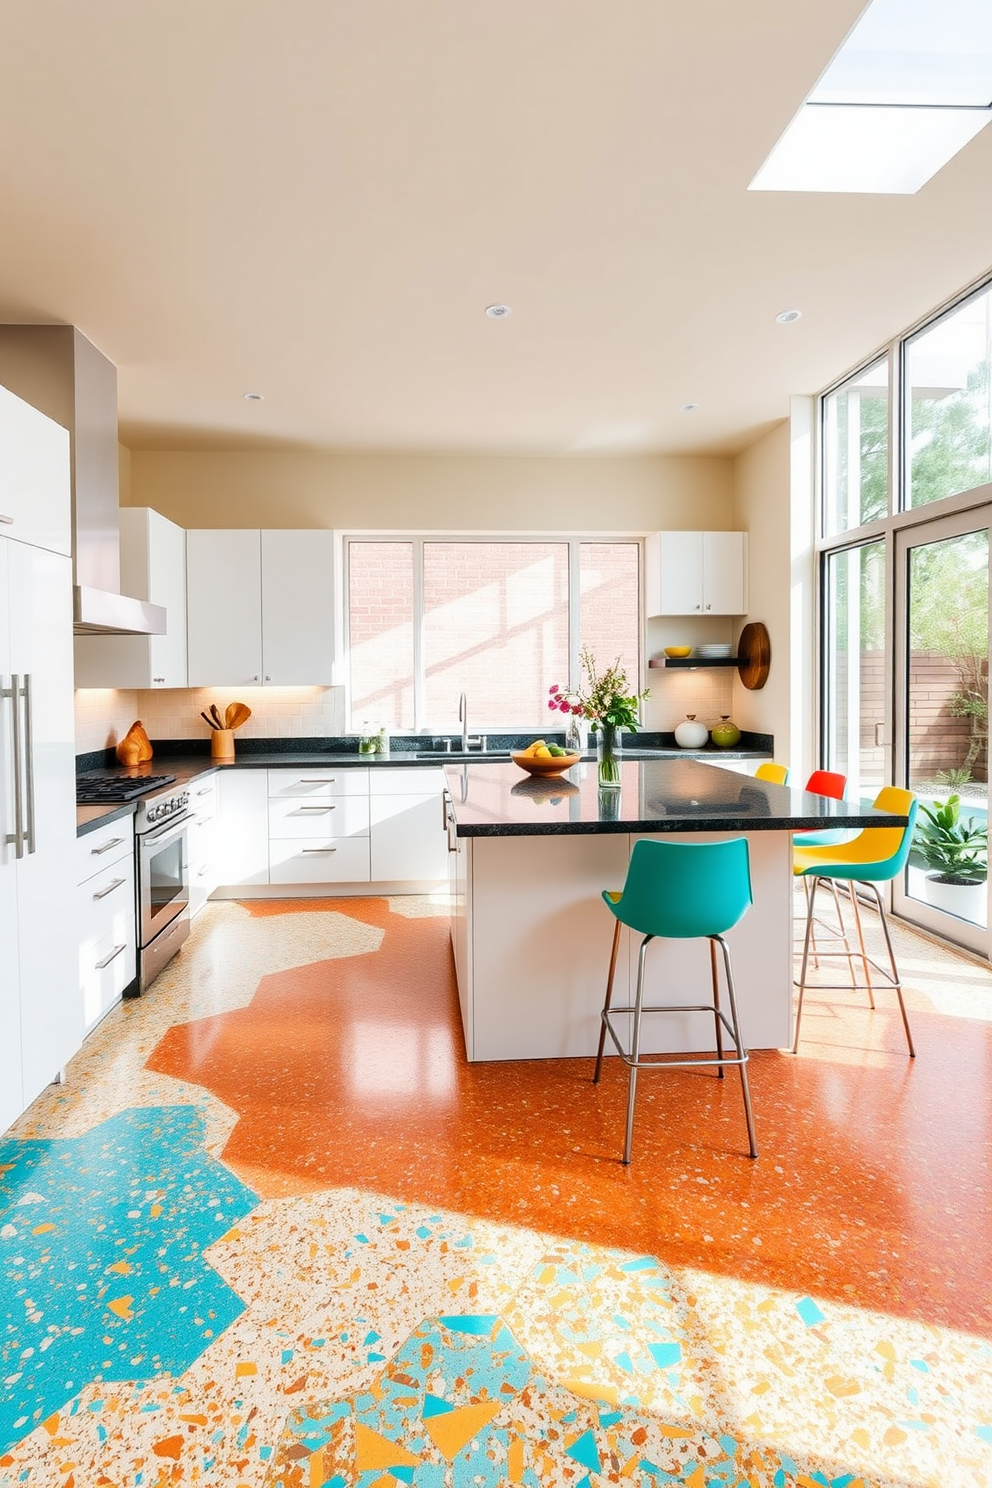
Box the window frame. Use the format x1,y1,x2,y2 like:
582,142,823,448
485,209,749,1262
342,531,645,734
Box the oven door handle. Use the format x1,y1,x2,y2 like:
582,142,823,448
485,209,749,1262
140,813,191,849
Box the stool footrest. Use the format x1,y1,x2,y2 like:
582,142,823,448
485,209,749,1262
602,1006,748,1071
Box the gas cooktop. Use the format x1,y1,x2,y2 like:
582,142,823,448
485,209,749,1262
76,772,177,804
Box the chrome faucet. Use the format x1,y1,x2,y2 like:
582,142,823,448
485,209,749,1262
459,692,469,752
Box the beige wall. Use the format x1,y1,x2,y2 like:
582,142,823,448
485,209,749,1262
128,450,733,533
731,419,791,754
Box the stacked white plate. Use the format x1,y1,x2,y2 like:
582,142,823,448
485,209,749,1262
695,643,733,657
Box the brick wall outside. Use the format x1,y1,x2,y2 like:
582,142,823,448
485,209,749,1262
834,648,988,788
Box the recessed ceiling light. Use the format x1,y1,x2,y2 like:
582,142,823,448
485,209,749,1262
485,304,511,319
243,391,264,401
775,309,802,324
679,402,699,412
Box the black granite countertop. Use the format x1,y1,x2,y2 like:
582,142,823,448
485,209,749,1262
444,757,908,837
76,801,138,837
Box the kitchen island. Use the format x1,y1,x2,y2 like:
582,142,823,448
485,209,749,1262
444,756,908,1062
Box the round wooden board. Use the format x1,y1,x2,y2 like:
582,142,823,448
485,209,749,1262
737,621,770,690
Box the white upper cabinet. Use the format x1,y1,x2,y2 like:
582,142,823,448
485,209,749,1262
645,531,748,616
0,382,71,557
260,530,335,684
74,507,188,688
186,529,334,686
187,529,264,685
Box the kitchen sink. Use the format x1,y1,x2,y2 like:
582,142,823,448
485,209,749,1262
412,749,509,761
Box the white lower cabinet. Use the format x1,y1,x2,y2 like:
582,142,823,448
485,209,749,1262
76,818,136,1034
187,775,219,918
370,768,448,883
213,764,447,895
217,770,269,885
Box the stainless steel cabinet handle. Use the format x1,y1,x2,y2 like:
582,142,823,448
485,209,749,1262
92,836,126,855
265,674,271,681
23,674,35,854
298,777,336,783
93,876,127,900
0,513,13,525
153,676,165,683
4,675,24,857
296,805,335,813
95,943,127,970
301,846,337,854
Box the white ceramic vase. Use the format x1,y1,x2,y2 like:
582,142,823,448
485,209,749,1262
674,714,709,749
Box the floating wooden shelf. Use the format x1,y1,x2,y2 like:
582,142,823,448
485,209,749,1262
649,656,738,669
649,621,771,690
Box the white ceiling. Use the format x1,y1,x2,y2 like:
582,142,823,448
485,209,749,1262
1,0,991,457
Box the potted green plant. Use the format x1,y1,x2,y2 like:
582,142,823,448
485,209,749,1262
913,795,988,918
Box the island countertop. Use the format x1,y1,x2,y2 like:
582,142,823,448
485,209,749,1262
444,757,908,837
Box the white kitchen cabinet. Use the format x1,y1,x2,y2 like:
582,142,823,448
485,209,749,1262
645,531,747,616
0,533,79,1133
187,529,263,686
260,530,335,684
186,528,335,686
217,769,269,885
370,768,448,883
187,774,219,918
74,507,188,688
76,820,136,1033
0,382,72,558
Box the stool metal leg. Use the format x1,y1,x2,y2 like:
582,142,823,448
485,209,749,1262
594,917,623,1084
623,934,653,1165
847,884,876,1009
709,938,725,1079
792,874,818,1053
714,934,757,1159
865,882,916,1057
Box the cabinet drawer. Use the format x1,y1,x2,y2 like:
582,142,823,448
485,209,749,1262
76,817,134,883
80,927,136,1033
267,768,369,800
370,767,446,796
269,836,371,884
268,795,369,838
77,856,135,925
189,775,218,810
187,811,218,864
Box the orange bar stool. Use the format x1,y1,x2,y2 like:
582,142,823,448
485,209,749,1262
593,836,757,1164
792,786,919,1056
755,761,790,785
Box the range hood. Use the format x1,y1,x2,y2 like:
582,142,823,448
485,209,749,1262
0,325,165,635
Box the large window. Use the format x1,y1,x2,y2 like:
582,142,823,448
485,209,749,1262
347,538,640,732
822,357,890,535
907,283,992,509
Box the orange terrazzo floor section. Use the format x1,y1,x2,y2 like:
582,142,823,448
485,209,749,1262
146,896,992,1337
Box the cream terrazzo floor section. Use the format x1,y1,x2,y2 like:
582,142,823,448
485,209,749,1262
2,897,992,1486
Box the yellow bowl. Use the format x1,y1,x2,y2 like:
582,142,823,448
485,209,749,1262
511,750,581,777
664,646,693,658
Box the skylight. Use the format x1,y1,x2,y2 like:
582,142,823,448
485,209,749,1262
750,0,992,194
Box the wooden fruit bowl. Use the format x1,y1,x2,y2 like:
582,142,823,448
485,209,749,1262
511,750,581,777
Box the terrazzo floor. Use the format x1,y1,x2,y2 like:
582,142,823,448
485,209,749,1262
2,891,991,1487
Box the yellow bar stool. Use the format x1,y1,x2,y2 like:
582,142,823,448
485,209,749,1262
593,837,757,1164
792,787,919,1056
755,762,790,785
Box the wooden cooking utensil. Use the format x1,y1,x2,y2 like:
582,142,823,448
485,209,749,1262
209,703,225,729
201,710,220,730
226,702,252,731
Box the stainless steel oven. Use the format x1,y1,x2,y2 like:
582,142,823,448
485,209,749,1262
135,785,191,989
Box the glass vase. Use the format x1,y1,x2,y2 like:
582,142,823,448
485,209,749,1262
596,722,621,787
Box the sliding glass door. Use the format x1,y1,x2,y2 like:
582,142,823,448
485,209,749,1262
893,510,991,953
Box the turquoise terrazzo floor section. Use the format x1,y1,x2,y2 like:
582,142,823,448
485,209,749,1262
0,1106,258,1453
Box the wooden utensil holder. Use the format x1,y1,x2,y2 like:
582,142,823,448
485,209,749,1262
211,728,235,760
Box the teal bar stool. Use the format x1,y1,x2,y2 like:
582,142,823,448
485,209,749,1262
593,837,757,1164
